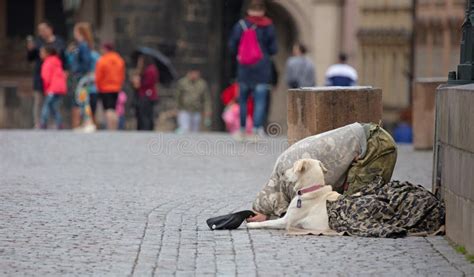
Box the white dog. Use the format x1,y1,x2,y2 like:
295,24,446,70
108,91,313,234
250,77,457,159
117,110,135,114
246,159,340,231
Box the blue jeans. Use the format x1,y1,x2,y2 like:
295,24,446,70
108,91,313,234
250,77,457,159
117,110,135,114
40,94,63,128
118,115,126,130
239,83,269,129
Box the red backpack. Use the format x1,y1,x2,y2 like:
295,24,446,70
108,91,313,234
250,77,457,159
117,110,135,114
237,20,263,66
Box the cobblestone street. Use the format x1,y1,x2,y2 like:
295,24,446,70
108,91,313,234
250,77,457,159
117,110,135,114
1,131,473,276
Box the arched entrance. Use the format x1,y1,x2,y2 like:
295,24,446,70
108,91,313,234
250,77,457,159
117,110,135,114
265,1,299,133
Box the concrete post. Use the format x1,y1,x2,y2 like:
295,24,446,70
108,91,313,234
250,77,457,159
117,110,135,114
287,86,382,145
412,77,446,149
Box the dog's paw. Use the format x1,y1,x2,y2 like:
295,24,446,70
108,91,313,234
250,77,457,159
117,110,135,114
246,222,259,229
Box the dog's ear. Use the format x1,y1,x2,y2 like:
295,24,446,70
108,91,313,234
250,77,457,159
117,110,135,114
293,160,307,173
319,161,328,174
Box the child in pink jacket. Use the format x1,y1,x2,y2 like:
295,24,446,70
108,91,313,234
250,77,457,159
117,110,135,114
40,45,67,129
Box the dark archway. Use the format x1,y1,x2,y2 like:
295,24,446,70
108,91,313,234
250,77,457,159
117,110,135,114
265,1,298,132
214,0,298,132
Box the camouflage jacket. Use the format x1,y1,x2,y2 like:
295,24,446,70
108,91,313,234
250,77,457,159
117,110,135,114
176,77,211,114
252,123,368,217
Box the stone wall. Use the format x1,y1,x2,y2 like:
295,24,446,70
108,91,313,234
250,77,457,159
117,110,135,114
0,77,34,129
434,84,474,253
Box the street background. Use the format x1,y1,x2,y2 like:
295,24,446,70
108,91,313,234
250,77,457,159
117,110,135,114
0,0,466,132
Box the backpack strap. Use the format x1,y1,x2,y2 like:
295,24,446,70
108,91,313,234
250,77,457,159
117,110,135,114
239,20,247,30
239,19,257,30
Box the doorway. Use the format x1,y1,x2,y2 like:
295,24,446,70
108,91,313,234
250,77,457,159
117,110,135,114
217,0,298,133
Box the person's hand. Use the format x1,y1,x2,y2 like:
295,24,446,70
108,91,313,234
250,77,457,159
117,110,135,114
26,38,35,51
203,112,212,127
204,117,212,128
246,213,268,222
67,42,76,53
131,75,141,89
170,109,178,117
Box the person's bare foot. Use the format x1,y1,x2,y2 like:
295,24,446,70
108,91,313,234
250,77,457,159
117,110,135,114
246,212,268,222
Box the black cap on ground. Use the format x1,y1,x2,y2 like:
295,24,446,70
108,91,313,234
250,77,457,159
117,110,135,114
206,210,256,230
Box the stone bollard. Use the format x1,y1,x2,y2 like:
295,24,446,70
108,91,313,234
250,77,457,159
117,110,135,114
412,78,446,149
287,86,382,145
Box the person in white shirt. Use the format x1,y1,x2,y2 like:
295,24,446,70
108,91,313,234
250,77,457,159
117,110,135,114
325,53,358,86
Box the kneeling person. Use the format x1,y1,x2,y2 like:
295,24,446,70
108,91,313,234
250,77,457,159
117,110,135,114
248,122,397,222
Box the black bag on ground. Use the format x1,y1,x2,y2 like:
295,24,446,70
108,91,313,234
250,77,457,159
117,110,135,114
206,210,255,230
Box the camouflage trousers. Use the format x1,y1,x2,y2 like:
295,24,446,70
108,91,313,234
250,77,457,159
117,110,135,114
327,180,445,238
343,123,397,195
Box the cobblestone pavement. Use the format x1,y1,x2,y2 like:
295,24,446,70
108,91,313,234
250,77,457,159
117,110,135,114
1,131,473,276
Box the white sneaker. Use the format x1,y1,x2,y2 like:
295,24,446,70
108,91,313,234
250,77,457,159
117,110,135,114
74,123,96,133
232,130,245,142
256,127,266,138
247,133,259,143
83,123,97,133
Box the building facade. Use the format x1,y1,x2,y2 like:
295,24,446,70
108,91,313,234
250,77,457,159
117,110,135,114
415,0,465,78
356,0,414,124
355,0,466,126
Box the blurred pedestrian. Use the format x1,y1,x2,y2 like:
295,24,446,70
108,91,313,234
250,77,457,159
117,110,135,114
39,46,67,129
87,49,101,122
26,21,66,128
228,0,277,140
176,70,211,133
116,91,128,130
72,48,101,133
285,43,316,88
95,43,125,130
325,53,358,86
68,22,93,128
132,54,159,131
221,82,253,134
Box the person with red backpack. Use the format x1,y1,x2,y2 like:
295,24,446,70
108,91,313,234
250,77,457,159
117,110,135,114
228,0,277,140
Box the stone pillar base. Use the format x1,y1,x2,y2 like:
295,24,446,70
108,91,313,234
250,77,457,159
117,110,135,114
412,78,446,150
287,86,382,145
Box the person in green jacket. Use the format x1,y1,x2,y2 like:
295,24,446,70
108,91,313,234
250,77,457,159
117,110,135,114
176,70,212,133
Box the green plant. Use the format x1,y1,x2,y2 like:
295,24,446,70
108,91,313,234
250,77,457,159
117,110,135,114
467,254,474,264
455,245,467,255
453,245,474,264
